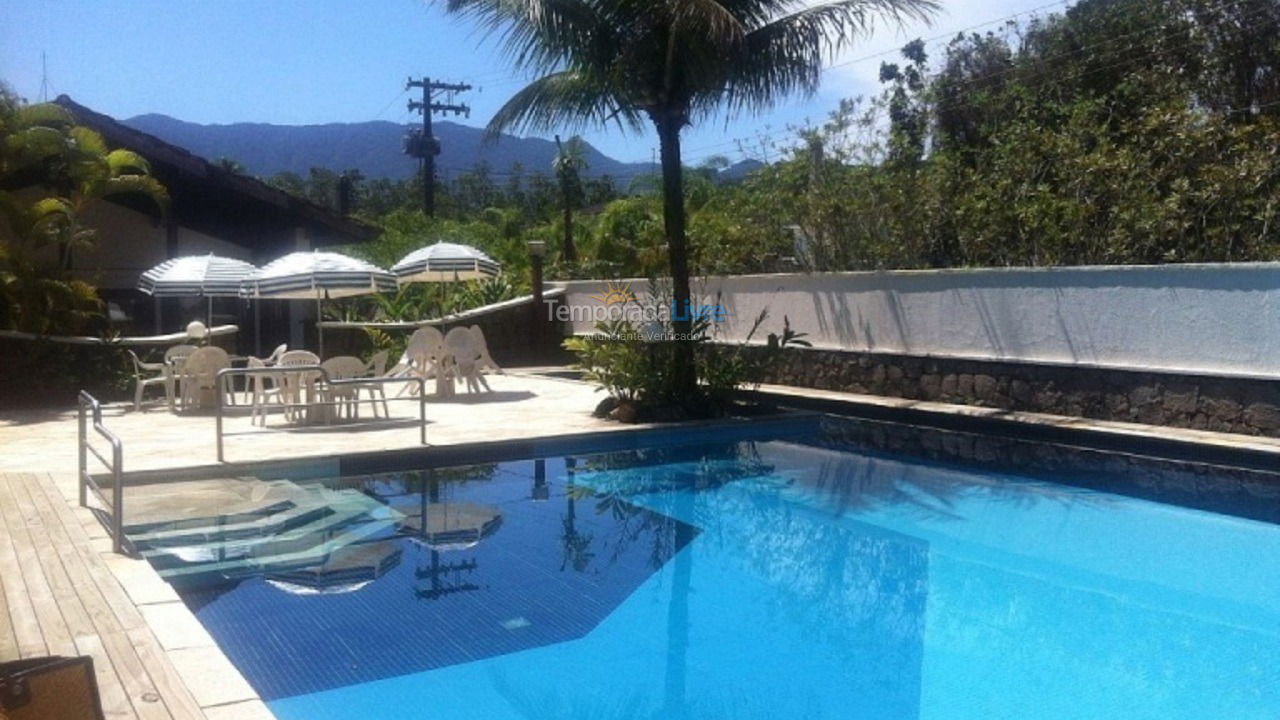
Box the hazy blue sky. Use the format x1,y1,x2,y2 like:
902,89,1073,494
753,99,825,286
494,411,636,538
1,0,1064,164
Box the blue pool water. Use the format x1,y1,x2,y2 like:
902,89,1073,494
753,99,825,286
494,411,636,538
130,418,1280,719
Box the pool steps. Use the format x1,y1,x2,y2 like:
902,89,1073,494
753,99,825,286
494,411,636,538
125,481,401,585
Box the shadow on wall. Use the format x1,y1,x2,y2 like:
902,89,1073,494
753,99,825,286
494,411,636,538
690,264,1280,376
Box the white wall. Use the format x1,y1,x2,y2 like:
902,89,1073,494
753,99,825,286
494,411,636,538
68,201,255,290
558,264,1280,377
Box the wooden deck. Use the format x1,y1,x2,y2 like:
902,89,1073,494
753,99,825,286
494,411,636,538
0,473,208,720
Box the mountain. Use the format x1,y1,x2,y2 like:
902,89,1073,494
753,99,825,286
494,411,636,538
122,113,656,182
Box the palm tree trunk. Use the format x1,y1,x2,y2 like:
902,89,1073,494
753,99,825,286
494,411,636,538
655,114,696,397
562,196,576,262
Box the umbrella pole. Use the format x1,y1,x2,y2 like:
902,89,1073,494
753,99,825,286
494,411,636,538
207,296,213,327
254,300,262,357
154,297,162,335
316,293,324,359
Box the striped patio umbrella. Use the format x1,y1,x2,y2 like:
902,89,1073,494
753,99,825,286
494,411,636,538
392,242,501,326
137,254,258,331
241,250,396,357
391,242,500,284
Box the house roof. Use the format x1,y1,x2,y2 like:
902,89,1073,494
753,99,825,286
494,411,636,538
53,95,379,247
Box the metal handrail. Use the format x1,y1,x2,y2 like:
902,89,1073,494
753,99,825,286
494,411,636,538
214,365,427,462
78,390,125,554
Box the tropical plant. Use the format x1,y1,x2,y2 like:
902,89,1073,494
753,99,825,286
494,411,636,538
457,275,517,308
444,0,937,397
0,90,168,334
564,287,811,419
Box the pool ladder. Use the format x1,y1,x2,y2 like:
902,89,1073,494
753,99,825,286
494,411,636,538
78,390,125,554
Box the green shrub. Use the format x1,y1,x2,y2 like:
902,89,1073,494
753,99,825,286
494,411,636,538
563,291,809,420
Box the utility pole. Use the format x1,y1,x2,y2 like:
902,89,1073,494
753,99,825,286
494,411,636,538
40,52,49,102
404,77,472,217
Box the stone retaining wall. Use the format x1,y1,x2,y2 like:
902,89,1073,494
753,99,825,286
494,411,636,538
754,346,1280,438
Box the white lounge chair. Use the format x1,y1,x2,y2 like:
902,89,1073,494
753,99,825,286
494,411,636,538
443,326,487,394
469,326,503,376
393,326,446,396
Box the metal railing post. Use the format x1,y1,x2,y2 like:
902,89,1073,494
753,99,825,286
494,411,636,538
111,440,124,554
77,390,126,553
419,378,427,446
216,372,225,463
78,398,87,507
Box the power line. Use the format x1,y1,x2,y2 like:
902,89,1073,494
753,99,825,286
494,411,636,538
822,0,1073,73
373,87,409,120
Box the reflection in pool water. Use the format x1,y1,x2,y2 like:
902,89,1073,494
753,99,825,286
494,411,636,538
129,421,1280,720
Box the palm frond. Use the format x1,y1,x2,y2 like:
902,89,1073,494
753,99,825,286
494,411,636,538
105,149,151,176
70,126,108,157
14,103,75,130
100,175,170,214
724,0,938,115
668,0,747,46
445,0,613,73
30,197,75,223
3,126,70,170
487,71,644,137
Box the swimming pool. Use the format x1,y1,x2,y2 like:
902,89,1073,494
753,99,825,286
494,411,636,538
127,416,1280,719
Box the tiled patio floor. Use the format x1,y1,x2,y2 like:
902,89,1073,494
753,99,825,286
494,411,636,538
0,371,622,477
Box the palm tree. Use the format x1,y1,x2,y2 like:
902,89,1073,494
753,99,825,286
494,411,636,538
446,0,937,393
552,134,587,263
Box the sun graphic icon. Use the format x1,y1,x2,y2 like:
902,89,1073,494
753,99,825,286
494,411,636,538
591,281,637,306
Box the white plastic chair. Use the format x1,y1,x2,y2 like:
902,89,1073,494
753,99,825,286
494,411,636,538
247,357,285,426
276,350,321,422
351,350,391,418
127,350,169,410
320,356,369,419
177,346,231,410
163,344,199,410
242,344,288,404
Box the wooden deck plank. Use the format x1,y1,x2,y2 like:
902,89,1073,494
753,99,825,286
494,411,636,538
22,474,180,720
0,569,17,660
76,633,141,720
97,629,176,720
127,627,207,720
15,471,146,717
31,473,147,633
0,475,53,658
0,473,77,658
23,473,202,720
12,474,98,640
